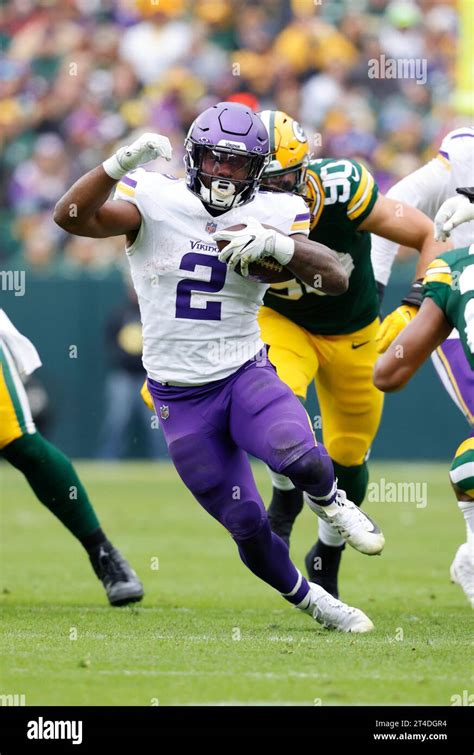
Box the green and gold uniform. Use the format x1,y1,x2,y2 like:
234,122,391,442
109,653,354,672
423,247,474,370
423,247,474,496
258,158,384,499
264,158,379,334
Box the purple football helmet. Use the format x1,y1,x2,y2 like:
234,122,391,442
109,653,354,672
184,102,270,211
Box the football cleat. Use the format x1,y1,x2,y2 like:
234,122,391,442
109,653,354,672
305,489,385,555
298,582,374,633
450,543,474,607
89,545,144,607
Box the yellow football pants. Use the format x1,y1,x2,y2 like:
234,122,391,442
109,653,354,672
258,307,384,467
0,342,36,450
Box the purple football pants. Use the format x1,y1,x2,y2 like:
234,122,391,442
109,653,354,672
148,353,336,604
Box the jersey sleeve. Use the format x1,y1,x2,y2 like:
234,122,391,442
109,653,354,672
288,206,310,236
345,160,378,225
307,159,378,231
113,168,173,223
113,168,144,205
422,257,453,313
266,194,311,238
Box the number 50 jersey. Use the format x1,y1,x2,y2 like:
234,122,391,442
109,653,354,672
114,170,310,385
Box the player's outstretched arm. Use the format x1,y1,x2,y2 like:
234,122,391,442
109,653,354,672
286,234,349,295
373,298,452,392
359,194,450,279
54,132,172,238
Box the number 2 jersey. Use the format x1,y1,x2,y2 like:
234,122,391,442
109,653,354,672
114,170,310,385
423,246,474,369
263,158,379,335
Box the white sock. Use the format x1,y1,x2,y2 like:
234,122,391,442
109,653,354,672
267,467,295,491
318,518,345,547
458,500,474,562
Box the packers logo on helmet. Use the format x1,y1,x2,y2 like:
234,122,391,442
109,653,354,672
258,110,310,195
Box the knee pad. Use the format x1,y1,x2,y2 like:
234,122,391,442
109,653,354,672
450,438,474,497
266,417,315,472
222,498,265,541
327,435,368,468
282,445,327,486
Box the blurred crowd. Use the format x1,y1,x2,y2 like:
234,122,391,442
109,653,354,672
0,0,465,276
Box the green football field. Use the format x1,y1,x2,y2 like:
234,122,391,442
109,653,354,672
0,460,471,706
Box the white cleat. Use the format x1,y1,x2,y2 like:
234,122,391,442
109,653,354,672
450,543,474,607
298,582,374,633
305,489,385,555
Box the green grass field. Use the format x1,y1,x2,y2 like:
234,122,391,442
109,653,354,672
0,460,471,706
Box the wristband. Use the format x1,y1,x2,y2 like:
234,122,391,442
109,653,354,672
102,154,127,181
401,278,424,308
273,234,295,266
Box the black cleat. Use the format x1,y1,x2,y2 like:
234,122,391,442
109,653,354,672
305,540,345,599
267,487,304,547
89,545,144,606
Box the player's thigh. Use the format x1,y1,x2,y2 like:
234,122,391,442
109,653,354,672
431,336,474,426
0,344,35,451
316,319,384,466
149,381,266,522
229,359,316,473
258,306,318,400
165,418,266,533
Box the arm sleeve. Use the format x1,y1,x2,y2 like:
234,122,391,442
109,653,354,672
422,256,452,313
370,156,451,285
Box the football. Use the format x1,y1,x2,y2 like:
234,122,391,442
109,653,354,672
215,224,294,283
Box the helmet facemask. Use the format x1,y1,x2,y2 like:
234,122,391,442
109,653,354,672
261,155,310,196
185,141,269,211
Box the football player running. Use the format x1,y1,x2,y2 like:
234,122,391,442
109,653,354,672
0,310,143,606
54,102,385,633
374,188,474,605
255,110,449,600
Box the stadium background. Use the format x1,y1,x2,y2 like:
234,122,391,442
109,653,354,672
1,0,471,459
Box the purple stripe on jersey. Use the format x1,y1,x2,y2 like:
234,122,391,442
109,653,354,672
438,150,449,159
122,175,137,188
450,133,474,139
294,212,310,222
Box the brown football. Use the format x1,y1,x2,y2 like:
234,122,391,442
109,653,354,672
215,224,294,284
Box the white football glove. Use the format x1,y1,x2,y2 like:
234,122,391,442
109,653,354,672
103,132,172,180
213,217,295,277
434,195,474,241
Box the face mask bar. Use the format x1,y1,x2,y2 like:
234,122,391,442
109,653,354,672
185,141,269,210
261,161,309,195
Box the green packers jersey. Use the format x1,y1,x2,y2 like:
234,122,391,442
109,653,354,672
423,246,474,369
263,158,379,334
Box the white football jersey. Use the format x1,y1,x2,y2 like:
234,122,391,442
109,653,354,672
371,127,474,285
114,171,310,385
